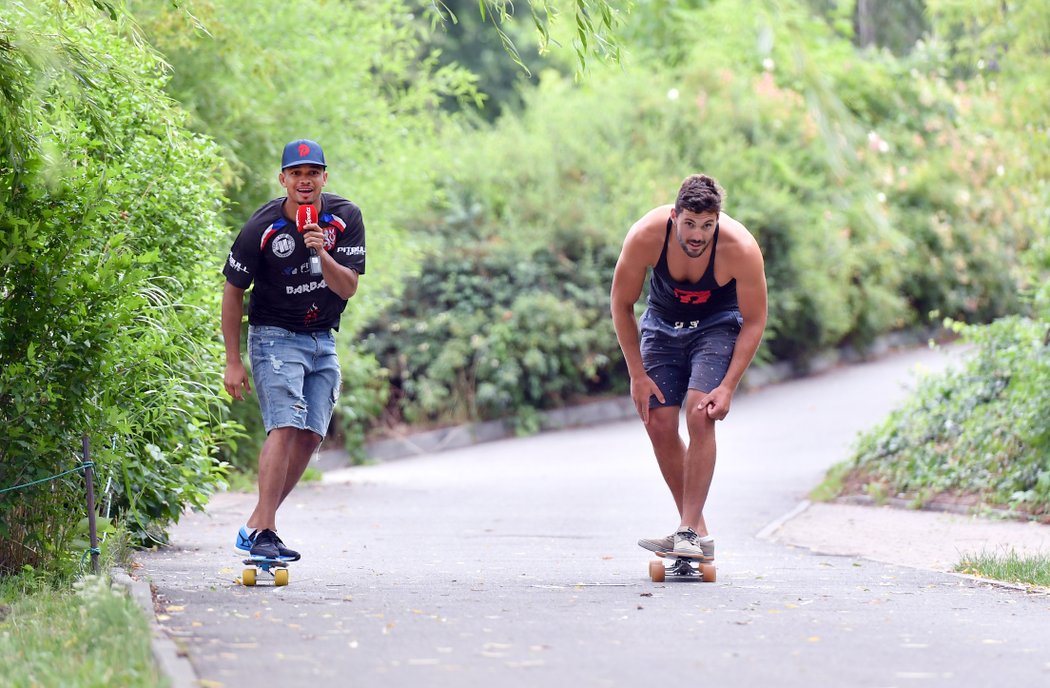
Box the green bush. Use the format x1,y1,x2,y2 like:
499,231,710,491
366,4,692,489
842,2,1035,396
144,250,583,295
424,0,1029,362
850,314,1050,515
0,2,235,572
354,0,1035,431
132,0,484,463
362,241,625,428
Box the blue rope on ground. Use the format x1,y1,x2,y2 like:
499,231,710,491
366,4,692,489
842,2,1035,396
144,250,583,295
0,461,96,495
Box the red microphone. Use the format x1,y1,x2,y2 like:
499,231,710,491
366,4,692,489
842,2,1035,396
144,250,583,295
295,204,323,277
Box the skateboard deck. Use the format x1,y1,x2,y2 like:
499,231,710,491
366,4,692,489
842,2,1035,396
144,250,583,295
648,551,716,583
241,556,291,587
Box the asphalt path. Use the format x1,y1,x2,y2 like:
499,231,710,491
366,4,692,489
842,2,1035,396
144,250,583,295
136,345,1050,687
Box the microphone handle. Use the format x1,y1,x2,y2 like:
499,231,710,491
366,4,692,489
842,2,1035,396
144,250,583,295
308,249,322,277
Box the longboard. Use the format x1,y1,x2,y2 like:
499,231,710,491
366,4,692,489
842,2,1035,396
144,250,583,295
241,556,290,587
648,551,716,583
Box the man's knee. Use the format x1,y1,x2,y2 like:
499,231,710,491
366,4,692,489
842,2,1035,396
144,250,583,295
265,426,297,444
684,403,715,434
293,428,322,452
645,407,680,438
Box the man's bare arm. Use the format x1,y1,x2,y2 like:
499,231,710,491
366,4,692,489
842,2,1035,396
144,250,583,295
721,240,768,393
221,282,251,400
611,216,667,421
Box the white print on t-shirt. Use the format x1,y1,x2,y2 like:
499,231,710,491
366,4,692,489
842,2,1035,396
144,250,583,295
272,233,295,258
336,245,365,256
227,253,249,274
286,280,328,295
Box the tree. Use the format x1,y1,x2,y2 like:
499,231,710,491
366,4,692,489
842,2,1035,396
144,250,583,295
427,0,629,76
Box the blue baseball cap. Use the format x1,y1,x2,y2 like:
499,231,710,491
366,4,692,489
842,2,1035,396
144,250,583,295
281,139,326,169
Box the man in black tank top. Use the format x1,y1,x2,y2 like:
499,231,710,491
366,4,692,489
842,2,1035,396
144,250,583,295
611,174,768,562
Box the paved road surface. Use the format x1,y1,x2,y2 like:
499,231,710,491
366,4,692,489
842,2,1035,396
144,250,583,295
136,346,1050,687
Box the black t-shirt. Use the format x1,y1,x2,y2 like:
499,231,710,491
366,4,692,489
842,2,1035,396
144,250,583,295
223,192,366,332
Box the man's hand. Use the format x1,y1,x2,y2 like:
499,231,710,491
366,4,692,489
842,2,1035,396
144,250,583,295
698,386,732,421
302,224,325,253
631,374,665,424
224,360,252,401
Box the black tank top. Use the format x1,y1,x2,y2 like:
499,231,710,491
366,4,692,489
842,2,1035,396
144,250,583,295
646,217,738,322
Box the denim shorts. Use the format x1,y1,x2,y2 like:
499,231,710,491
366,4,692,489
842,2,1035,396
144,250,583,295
639,309,742,408
248,325,341,437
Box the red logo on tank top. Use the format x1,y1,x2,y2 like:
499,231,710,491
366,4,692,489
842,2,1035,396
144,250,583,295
674,288,711,304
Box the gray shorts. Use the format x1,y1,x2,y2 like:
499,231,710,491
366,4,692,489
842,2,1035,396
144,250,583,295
248,325,341,437
639,309,742,409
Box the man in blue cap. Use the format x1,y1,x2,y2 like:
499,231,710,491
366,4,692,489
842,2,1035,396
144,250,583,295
221,139,367,562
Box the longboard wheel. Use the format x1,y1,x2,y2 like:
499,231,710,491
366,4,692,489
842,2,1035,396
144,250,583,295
242,568,257,586
700,563,716,583
274,568,289,586
649,560,666,583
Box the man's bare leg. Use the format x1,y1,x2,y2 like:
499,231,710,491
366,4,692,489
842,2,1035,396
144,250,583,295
644,405,687,518
278,429,321,505
246,427,320,532
680,389,717,537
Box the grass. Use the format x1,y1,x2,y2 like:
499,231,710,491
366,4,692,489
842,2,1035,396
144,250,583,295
954,549,1050,588
808,461,851,502
0,572,164,688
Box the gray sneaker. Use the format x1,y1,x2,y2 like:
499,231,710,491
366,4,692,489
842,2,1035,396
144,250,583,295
638,534,675,553
673,527,703,556
676,527,718,558
697,535,715,560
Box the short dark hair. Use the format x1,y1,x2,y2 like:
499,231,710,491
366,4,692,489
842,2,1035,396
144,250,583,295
675,174,723,216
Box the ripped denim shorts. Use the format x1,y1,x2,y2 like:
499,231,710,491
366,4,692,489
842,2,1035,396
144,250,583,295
248,325,341,437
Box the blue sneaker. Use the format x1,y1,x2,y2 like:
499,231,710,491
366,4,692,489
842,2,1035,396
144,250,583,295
235,526,256,554
272,532,300,562
249,528,280,560
238,526,300,561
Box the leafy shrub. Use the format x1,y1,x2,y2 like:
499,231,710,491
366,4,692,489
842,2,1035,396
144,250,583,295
362,241,625,428
0,3,235,571
850,314,1050,515
422,2,1029,371
133,0,485,463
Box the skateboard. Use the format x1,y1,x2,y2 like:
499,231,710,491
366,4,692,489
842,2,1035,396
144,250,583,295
241,556,290,587
648,551,716,583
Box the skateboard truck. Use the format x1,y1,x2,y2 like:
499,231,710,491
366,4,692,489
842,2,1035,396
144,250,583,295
648,551,716,583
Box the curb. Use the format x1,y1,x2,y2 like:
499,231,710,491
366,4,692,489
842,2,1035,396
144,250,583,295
362,397,638,462
755,500,813,541
111,566,198,688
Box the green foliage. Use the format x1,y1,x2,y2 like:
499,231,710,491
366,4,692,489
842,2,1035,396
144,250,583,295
133,0,478,312
427,0,629,78
850,315,1050,514
362,241,625,427
423,0,558,119
332,348,390,460
355,0,1036,428
1,1,235,572
834,1,1050,519
417,0,1027,368
131,0,486,459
